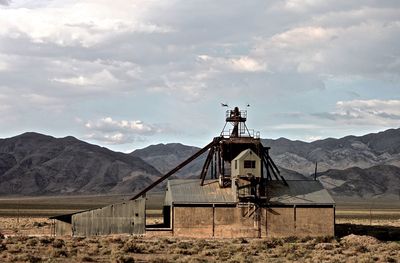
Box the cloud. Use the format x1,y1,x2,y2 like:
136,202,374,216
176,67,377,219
0,1,399,150
0,0,11,6
0,1,172,47
197,55,267,72
253,8,400,78
271,123,323,130
82,117,172,144
52,69,119,86
314,99,400,126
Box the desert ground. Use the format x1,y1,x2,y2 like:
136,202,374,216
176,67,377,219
0,195,399,262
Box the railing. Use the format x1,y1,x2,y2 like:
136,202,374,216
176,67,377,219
220,129,260,138
225,110,247,119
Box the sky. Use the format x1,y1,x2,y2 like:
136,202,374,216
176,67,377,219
0,0,399,152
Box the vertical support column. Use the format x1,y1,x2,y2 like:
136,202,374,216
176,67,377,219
212,204,215,238
294,205,297,235
172,205,175,237
334,205,336,237
214,149,217,179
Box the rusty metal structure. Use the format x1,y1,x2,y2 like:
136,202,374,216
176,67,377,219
131,106,287,202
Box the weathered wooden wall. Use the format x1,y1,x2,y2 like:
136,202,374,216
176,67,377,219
173,207,213,237
265,206,334,237
72,198,145,236
214,207,258,238
295,207,334,236
265,207,295,237
172,205,334,238
54,220,72,236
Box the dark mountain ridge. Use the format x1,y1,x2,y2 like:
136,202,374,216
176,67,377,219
1,128,400,198
131,143,206,177
0,132,161,196
317,165,400,199
263,128,400,174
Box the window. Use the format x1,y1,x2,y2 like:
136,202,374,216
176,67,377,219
235,160,237,169
244,160,256,169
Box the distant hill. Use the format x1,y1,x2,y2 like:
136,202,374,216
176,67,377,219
263,128,400,174
130,143,206,178
131,128,400,178
1,128,400,199
132,129,400,200
0,132,161,196
318,165,400,199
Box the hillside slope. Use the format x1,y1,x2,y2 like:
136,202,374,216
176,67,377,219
318,165,400,199
131,143,206,178
263,128,400,174
0,132,161,195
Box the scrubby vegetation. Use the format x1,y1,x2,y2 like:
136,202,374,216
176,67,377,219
0,233,399,262
0,209,399,262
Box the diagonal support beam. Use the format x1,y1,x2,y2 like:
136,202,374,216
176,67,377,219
200,146,215,185
131,137,222,200
261,144,288,185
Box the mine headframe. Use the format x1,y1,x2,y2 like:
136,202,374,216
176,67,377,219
131,106,287,201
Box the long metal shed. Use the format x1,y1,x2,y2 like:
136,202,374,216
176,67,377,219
51,198,145,236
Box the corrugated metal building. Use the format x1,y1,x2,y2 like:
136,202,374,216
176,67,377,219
51,198,145,236
164,179,335,238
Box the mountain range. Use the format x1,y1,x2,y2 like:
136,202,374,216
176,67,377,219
1,128,400,199
263,128,400,175
0,132,161,195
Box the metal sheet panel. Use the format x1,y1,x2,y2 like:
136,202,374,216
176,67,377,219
168,179,236,204
72,198,145,236
267,180,335,205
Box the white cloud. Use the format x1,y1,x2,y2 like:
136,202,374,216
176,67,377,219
0,1,399,149
315,99,400,127
0,61,8,71
271,124,323,130
0,1,172,47
0,0,10,6
197,55,267,72
254,17,400,78
52,69,119,86
82,117,173,144
304,135,323,142
85,117,156,134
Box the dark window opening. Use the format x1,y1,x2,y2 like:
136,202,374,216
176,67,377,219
244,160,256,169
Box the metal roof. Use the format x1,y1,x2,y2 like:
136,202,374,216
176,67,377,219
166,179,236,204
167,179,335,206
267,180,335,205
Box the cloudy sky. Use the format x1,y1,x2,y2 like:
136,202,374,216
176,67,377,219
0,0,399,152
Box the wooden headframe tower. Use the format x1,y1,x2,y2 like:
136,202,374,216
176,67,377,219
131,106,287,201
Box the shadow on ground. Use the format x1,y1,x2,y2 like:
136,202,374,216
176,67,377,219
336,223,400,241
